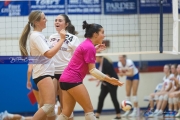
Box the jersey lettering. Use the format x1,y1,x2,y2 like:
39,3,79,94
64,34,74,44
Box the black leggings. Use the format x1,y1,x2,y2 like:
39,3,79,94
96,82,120,114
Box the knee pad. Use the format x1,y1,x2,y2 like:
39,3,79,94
163,94,168,101
126,96,130,101
41,104,55,117
132,96,138,102
85,112,96,120
154,95,159,100
69,112,74,118
57,113,68,120
158,95,163,101
173,98,179,104
168,98,173,104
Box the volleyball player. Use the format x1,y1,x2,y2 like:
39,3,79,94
19,10,66,120
147,64,177,117
57,21,124,120
165,64,180,117
117,55,140,117
146,64,173,117
48,14,80,120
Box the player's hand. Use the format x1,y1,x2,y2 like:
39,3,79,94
59,29,66,41
27,81,32,90
95,44,106,53
108,78,124,86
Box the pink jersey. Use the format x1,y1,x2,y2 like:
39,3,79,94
60,38,96,83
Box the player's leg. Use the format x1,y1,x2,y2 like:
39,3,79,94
32,77,56,120
172,91,180,117
2,111,24,120
153,93,168,117
121,79,132,117
68,84,96,120
32,90,40,106
57,90,76,120
53,78,58,97
129,78,139,117
95,83,109,118
109,85,121,119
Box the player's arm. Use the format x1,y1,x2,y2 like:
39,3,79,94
171,77,179,90
125,68,133,76
27,64,33,90
88,63,124,86
165,82,172,91
44,29,66,58
118,68,126,77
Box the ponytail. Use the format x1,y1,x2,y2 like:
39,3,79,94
66,22,78,35
82,20,102,38
19,23,31,56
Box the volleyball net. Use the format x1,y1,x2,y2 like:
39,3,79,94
0,0,178,56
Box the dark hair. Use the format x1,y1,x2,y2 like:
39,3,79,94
60,14,78,35
171,64,178,69
122,55,127,59
19,10,42,56
165,64,171,71
82,21,102,38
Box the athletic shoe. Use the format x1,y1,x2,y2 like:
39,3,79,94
165,111,176,117
112,116,121,120
148,112,156,117
175,111,180,117
144,109,153,117
121,110,130,117
95,116,99,119
129,108,140,117
169,111,177,117
153,111,163,117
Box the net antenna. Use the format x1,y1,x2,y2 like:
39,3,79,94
172,0,179,54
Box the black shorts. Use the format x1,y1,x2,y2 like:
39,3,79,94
33,75,54,85
60,82,82,90
54,74,61,80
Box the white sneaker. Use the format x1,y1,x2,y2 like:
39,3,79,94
121,111,130,117
148,112,156,118
175,111,180,117
153,111,163,117
129,108,140,117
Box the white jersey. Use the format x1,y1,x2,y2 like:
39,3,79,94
162,74,174,90
48,32,80,74
29,31,54,79
117,59,138,75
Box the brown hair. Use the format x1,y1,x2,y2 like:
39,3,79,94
60,14,78,35
19,11,42,56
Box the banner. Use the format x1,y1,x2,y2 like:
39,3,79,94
0,1,29,16
104,0,137,14
67,0,101,14
30,0,65,15
139,0,172,14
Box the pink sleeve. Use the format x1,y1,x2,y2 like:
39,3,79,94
83,46,96,64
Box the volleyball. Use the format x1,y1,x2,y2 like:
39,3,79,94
121,100,132,111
